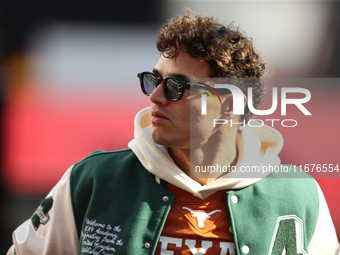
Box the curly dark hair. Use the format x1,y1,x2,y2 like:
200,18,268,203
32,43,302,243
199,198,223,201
156,12,266,124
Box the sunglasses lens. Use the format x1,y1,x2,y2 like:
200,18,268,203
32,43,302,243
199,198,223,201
142,73,157,95
165,78,183,100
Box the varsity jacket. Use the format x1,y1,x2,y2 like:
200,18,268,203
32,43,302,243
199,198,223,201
7,107,339,254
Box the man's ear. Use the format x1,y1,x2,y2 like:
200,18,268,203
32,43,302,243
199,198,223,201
221,94,247,119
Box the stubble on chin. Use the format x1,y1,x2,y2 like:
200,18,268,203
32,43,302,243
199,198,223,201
151,127,177,148
151,127,167,146
151,128,192,151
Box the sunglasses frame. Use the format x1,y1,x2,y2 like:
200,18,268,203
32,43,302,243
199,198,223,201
137,71,206,101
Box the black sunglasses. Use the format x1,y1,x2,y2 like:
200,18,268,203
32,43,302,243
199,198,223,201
137,71,206,101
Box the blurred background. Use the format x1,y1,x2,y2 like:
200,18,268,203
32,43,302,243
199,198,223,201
1,0,339,252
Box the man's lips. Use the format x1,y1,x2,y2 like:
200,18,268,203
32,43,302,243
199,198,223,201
151,111,169,123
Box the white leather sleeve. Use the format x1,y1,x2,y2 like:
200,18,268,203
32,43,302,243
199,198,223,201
308,180,340,255
6,165,79,255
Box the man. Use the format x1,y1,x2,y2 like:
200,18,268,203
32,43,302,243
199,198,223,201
7,13,339,255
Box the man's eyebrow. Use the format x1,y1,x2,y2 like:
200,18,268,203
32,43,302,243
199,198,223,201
171,74,190,82
152,68,190,82
152,68,162,77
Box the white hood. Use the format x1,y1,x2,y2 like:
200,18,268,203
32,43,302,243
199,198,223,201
129,107,283,199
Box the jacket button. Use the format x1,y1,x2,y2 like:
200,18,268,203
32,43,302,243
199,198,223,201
242,245,249,254
144,242,150,248
231,195,238,203
162,196,169,201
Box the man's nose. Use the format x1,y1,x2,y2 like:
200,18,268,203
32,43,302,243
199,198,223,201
149,82,168,105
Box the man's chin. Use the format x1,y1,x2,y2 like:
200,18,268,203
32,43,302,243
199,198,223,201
151,132,167,146
151,130,175,148
152,135,190,151
151,128,190,148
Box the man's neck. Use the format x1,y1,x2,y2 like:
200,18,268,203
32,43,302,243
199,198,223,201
168,136,238,186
